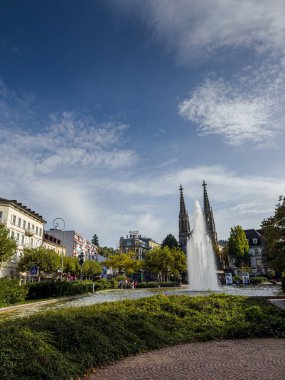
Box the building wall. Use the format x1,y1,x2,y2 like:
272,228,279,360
0,200,45,278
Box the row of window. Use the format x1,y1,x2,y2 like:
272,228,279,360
10,230,41,247
10,214,42,236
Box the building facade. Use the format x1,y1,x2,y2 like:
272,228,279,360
46,229,99,261
0,197,46,278
42,233,66,257
244,229,268,275
119,231,160,260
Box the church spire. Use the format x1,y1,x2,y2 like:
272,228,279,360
179,185,190,254
202,180,218,246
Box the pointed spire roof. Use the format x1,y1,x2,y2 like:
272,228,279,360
179,184,187,215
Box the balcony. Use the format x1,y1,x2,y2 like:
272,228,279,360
25,228,35,237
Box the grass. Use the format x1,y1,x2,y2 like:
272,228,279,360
0,294,284,379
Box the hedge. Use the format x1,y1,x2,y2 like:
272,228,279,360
0,294,284,380
282,272,285,292
0,278,27,306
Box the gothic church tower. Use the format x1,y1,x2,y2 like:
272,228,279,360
178,185,191,253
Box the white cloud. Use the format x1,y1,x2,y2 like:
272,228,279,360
178,59,285,145
117,0,285,61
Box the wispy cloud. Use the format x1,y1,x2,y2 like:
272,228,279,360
117,0,285,62
178,59,285,145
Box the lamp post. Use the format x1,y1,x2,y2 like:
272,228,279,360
78,252,85,280
52,217,65,281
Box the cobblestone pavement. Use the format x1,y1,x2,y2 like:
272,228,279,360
89,338,285,380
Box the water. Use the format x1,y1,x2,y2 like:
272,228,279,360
187,201,219,291
1,285,282,320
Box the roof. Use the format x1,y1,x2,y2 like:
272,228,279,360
0,197,46,223
244,229,263,246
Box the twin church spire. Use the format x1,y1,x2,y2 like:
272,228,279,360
178,181,218,253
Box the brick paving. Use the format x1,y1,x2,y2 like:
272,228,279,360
89,338,285,380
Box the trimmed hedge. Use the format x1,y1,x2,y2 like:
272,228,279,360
0,294,284,380
249,276,268,285
0,278,27,306
136,282,178,288
27,280,112,300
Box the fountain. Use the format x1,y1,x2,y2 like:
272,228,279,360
187,200,219,291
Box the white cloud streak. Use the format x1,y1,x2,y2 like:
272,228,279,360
118,0,285,61
178,59,285,145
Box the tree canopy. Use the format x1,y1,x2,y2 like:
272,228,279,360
144,246,186,281
0,225,17,262
161,234,179,249
91,234,99,246
105,252,140,275
98,246,115,257
227,226,249,268
18,247,60,277
261,195,285,274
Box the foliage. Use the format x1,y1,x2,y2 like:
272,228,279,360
261,195,285,274
98,246,115,257
27,280,96,300
282,272,285,292
227,226,250,267
91,234,99,246
144,246,186,281
82,260,102,280
0,295,284,379
105,252,140,274
161,234,179,249
18,247,61,278
0,278,27,306
63,256,80,276
0,225,17,262
135,282,178,288
249,276,268,285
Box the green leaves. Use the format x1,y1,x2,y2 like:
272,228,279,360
227,226,249,267
18,247,60,277
0,225,17,262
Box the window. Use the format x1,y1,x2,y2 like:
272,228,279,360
36,226,38,235
18,218,21,227
31,238,33,246
16,233,20,243
27,222,30,230
32,224,34,230
253,238,258,245
39,228,42,236
0,211,2,220
21,235,24,245
11,231,15,239
23,220,26,229
254,248,259,255
12,215,16,225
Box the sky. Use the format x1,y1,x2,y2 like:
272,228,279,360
0,0,284,248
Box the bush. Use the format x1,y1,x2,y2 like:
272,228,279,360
282,272,285,292
0,278,27,306
0,295,284,380
249,276,268,285
136,282,178,288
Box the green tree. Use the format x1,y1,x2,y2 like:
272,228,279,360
161,234,179,249
144,246,186,281
82,260,102,280
227,226,249,268
98,246,115,257
261,195,285,274
91,234,99,246
63,256,80,277
105,252,139,275
0,225,17,262
18,247,60,278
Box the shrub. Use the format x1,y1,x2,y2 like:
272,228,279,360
249,276,268,285
282,272,285,292
0,295,284,379
0,278,27,306
135,282,178,288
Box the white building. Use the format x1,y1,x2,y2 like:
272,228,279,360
0,197,46,278
46,229,99,261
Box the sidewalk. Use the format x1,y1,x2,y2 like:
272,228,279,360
88,338,285,380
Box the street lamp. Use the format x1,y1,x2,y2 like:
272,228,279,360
78,252,85,280
52,217,65,281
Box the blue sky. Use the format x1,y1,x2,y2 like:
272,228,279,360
0,0,284,248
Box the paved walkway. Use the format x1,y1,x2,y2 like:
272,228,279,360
88,338,285,380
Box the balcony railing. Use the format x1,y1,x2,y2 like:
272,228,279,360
25,228,35,237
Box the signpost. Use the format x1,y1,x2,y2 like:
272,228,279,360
78,252,85,280
225,272,233,285
242,272,250,285
30,266,38,276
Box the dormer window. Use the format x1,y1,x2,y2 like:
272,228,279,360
253,238,258,245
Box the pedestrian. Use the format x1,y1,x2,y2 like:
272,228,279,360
134,280,138,288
